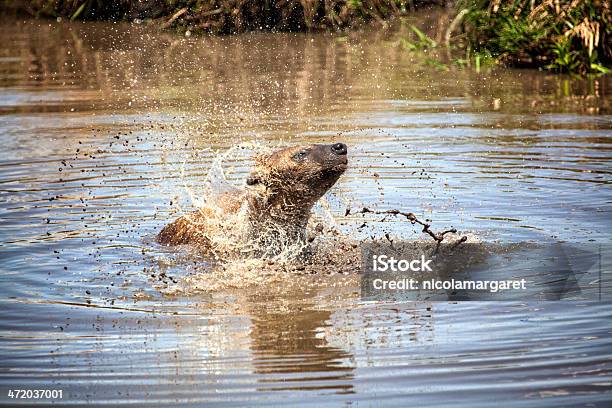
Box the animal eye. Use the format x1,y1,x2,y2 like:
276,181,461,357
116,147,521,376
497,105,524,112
293,151,308,162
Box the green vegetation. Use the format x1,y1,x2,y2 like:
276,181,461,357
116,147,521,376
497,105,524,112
454,0,611,75
391,1,610,76
400,25,438,50
395,22,497,73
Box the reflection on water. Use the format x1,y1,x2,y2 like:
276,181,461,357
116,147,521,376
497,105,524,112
0,15,611,406
250,301,354,393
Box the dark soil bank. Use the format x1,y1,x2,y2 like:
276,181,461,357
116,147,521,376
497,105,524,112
4,0,449,33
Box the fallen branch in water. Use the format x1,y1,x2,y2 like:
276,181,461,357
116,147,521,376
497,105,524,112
346,207,467,246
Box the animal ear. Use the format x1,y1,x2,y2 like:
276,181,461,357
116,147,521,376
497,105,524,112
247,168,269,186
246,174,260,185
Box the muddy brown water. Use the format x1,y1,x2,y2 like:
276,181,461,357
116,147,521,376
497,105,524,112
0,16,611,407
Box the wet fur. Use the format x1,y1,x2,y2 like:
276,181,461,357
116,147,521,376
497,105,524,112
157,144,347,254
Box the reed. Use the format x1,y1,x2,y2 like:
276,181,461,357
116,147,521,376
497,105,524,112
453,0,611,75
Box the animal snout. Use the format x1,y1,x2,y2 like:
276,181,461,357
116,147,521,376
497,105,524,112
331,142,347,156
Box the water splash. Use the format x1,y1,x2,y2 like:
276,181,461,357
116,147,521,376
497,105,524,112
165,142,343,263
156,141,487,296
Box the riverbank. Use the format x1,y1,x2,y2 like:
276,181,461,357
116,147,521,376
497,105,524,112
3,0,449,33
2,0,610,75
453,0,611,75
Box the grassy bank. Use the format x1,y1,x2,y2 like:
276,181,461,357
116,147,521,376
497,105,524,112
452,0,611,75
3,1,447,33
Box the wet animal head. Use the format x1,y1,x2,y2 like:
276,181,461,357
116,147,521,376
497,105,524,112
246,143,347,207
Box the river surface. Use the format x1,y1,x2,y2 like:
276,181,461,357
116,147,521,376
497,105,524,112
0,16,611,407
